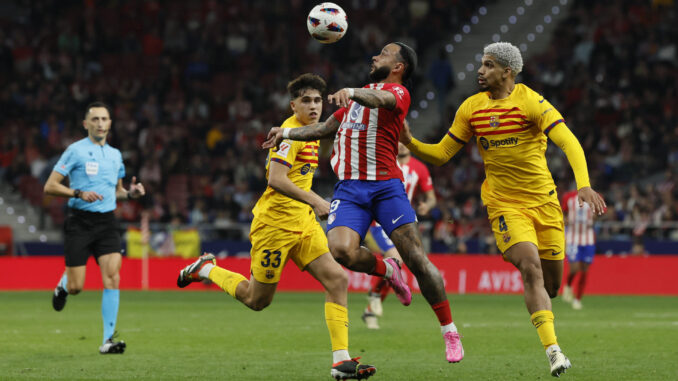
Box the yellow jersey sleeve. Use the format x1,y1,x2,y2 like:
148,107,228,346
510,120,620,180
253,115,319,230
406,99,471,166
546,123,591,190
523,88,566,135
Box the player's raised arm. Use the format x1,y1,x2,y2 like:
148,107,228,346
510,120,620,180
262,114,340,149
400,120,464,166
547,124,607,215
329,87,396,110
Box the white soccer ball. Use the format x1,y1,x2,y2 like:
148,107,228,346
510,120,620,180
307,2,348,44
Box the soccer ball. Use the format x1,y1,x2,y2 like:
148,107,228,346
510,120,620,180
307,2,348,44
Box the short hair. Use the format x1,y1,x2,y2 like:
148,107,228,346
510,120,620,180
394,42,417,82
287,73,327,99
84,101,112,120
484,42,523,76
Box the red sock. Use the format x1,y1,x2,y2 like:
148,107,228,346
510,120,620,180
371,256,386,277
576,271,588,300
370,276,388,293
432,300,453,326
567,272,577,286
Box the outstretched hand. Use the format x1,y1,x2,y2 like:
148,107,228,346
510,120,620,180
578,186,606,215
328,88,352,108
262,127,283,150
400,119,413,145
129,176,145,199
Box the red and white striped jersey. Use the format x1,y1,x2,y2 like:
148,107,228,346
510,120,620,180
400,156,433,202
562,190,595,246
331,82,410,181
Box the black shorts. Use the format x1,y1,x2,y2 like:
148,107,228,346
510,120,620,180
64,209,121,267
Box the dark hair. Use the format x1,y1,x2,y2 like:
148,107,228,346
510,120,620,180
394,42,417,82
287,73,327,99
84,101,112,120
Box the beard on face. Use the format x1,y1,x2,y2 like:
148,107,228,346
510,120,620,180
369,64,391,82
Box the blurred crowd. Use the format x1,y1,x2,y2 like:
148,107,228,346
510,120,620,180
0,0,676,252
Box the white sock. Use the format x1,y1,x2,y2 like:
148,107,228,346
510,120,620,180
440,322,458,334
383,260,394,278
546,344,561,355
198,263,215,279
333,349,350,364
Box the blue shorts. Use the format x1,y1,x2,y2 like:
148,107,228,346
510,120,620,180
566,244,595,264
327,179,417,239
369,225,396,252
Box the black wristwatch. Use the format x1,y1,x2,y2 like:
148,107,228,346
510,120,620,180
73,189,81,199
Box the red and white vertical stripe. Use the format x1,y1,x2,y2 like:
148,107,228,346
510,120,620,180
565,194,595,246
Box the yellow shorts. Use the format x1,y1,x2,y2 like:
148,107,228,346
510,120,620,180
487,201,565,261
248,217,329,283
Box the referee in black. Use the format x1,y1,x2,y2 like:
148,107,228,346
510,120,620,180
44,101,145,354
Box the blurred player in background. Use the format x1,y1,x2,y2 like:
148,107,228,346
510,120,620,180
263,42,464,363
45,102,146,354
177,74,375,380
561,188,596,310
362,142,436,329
400,42,606,377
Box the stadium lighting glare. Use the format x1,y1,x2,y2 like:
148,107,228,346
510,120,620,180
471,16,479,24
419,100,428,109
501,25,509,33
479,7,487,15
411,110,419,119
28,225,36,233
0,197,3,205
520,43,528,52
40,234,47,242
527,33,536,42
509,15,517,24
454,34,462,42
525,0,533,5
426,91,435,100
466,63,475,72
536,25,544,33
544,15,552,23
552,6,560,14
446,44,454,53
463,25,471,34
6,207,14,215
18,215,25,224
492,33,501,42
560,0,568,4
457,72,466,81
475,53,483,62
517,7,525,15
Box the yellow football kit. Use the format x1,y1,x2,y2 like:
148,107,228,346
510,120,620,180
250,115,327,283
408,84,591,259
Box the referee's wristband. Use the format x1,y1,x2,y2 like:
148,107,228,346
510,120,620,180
282,128,291,139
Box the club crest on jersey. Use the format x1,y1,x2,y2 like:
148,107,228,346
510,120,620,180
503,232,511,243
328,213,336,225
489,116,500,127
349,102,362,120
393,86,405,100
265,270,275,279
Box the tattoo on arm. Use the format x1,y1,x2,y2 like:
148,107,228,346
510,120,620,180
289,116,340,140
352,89,396,109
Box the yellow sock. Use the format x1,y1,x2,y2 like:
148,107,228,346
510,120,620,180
208,266,247,298
325,302,349,352
531,310,558,349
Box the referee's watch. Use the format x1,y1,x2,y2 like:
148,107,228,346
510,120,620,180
73,189,81,199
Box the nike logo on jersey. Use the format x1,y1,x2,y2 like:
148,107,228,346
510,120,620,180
392,215,404,224
539,98,545,103
551,251,561,256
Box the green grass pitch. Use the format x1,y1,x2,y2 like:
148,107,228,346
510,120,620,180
1,291,677,380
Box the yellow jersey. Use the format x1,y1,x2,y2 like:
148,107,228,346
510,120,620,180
449,84,565,207
252,115,320,229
